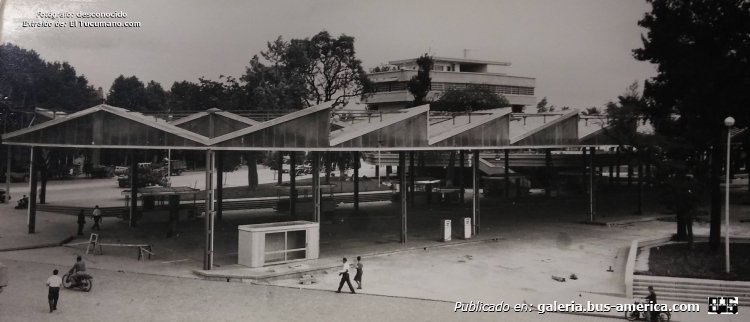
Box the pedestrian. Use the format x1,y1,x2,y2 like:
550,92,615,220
646,285,658,322
45,269,62,313
336,257,355,294
91,205,102,230
353,256,363,289
76,209,86,236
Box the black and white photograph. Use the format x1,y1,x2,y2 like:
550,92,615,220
0,1,748,321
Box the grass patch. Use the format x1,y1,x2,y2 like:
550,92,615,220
645,242,750,281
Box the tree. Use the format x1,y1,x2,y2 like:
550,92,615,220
634,0,750,250
144,81,168,111
106,75,147,110
431,85,510,112
536,97,548,113
0,43,99,114
407,54,433,106
168,81,202,111
250,32,372,109
241,53,306,110
582,107,602,115
0,43,99,202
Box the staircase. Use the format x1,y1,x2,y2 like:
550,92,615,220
633,275,750,306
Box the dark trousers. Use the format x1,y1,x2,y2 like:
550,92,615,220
337,272,355,293
48,287,59,311
77,223,84,236
92,217,101,230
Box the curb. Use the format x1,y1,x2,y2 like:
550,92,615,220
0,235,76,252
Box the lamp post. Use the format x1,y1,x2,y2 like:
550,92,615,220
724,116,735,274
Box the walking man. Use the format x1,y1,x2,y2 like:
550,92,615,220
76,209,86,236
336,257,355,294
353,256,363,289
45,269,62,313
91,205,102,230
646,285,658,322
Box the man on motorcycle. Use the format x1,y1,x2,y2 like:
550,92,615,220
69,256,87,286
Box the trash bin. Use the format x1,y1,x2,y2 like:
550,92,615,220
462,217,472,239
441,219,451,242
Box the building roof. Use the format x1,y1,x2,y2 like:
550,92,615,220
2,103,634,151
389,57,511,67
171,109,259,138
2,104,209,149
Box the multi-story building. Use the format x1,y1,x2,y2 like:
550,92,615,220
364,57,536,111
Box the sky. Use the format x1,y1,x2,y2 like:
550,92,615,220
0,0,656,109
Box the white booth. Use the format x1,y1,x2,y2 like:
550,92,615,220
238,221,320,268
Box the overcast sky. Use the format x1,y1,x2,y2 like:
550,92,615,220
1,0,656,109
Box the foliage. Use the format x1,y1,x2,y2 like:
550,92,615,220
605,82,705,242
370,64,397,73
106,75,147,110
536,97,548,113
168,81,202,111
407,54,433,106
248,31,372,109
241,52,306,110
167,76,248,111
0,43,99,116
431,84,510,111
144,81,168,111
634,0,750,248
581,107,602,115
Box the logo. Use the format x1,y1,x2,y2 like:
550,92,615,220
708,297,738,314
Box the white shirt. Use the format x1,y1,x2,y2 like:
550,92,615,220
92,208,102,217
46,275,62,288
340,262,350,274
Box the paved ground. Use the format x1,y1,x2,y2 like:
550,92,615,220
1,171,749,321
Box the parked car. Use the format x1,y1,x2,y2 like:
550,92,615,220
114,166,128,176
0,168,30,182
169,160,187,176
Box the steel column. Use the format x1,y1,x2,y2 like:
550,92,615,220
504,150,510,199
312,152,320,222
216,151,223,222
290,151,297,218
409,151,415,208
130,150,138,227
472,150,480,236
589,147,596,222
204,150,215,270
353,151,360,212
459,151,465,203
28,147,38,234
399,152,407,243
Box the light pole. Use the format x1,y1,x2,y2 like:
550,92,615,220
724,116,735,274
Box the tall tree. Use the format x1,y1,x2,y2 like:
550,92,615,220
634,0,750,250
106,75,147,111
252,32,371,109
407,54,433,106
241,53,306,110
168,81,202,111
0,43,98,115
144,81,168,111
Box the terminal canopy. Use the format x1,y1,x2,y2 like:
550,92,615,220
2,102,634,151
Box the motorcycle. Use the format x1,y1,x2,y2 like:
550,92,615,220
14,197,28,209
624,300,671,321
62,272,93,292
